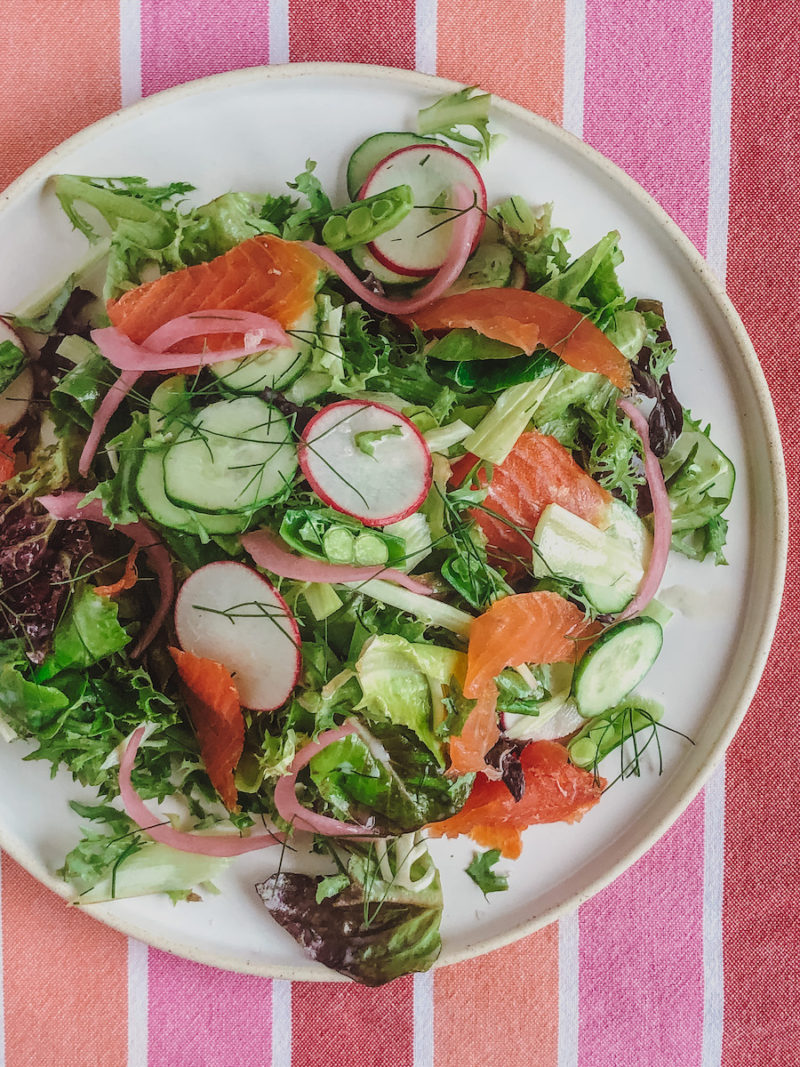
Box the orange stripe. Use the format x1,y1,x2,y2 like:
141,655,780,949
434,924,559,1065
0,0,120,191
2,855,128,1066
436,0,565,123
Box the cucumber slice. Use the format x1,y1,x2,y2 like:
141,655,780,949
533,503,641,587
163,397,297,514
149,375,189,437
209,307,316,395
573,617,663,718
582,500,652,613
136,450,251,535
346,132,441,199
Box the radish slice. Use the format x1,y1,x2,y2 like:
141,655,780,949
616,399,672,620
298,400,432,527
79,369,142,476
174,561,300,712
38,492,173,656
273,720,378,837
120,726,286,856
241,527,433,595
302,183,480,316
0,318,25,351
360,144,486,276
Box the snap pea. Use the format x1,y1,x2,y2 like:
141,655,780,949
568,700,663,770
321,184,414,252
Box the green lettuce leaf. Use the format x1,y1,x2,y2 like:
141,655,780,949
38,584,131,679
50,346,110,432
308,722,473,834
537,231,629,330
355,634,467,763
60,801,228,904
80,411,148,523
8,274,77,333
0,340,26,393
416,86,500,162
493,197,570,287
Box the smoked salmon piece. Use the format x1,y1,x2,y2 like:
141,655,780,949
169,647,244,811
405,287,631,389
107,234,321,350
430,739,605,858
464,591,597,698
453,431,612,578
448,591,599,776
448,686,501,778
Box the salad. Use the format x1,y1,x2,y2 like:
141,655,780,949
0,87,734,985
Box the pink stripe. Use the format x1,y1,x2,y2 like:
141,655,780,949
578,5,713,1061
140,1,269,96
578,793,706,1065
583,0,713,253
147,949,272,1066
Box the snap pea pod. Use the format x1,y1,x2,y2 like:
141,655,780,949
321,184,414,252
568,699,664,770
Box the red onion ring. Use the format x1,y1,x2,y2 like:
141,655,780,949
136,309,293,353
90,313,290,373
80,311,290,474
302,183,480,316
616,398,673,620
273,720,378,837
241,527,432,596
38,492,173,656
119,726,286,856
79,369,142,477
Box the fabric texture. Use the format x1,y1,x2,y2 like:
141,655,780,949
0,1,797,1063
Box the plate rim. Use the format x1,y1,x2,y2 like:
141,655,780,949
0,61,789,980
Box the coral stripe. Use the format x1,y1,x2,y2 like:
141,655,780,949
722,0,800,1061
0,0,120,191
288,0,416,67
291,978,414,1066
583,0,714,253
436,0,565,124
0,855,128,1065
140,0,269,96
146,950,272,1066
433,926,559,1066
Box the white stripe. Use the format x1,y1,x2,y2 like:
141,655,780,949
706,0,733,281
126,938,149,1067
119,0,142,108
703,763,726,1067
415,0,438,76
562,0,586,138
269,0,290,66
271,979,292,1067
557,911,580,1067
702,4,731,1057
413,970,434,1067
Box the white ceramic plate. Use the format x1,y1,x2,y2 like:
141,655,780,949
0,64,787,980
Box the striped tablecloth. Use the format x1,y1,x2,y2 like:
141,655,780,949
0,2,796,1064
